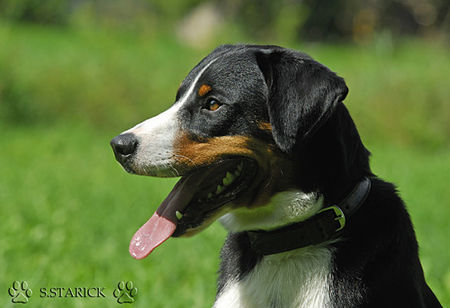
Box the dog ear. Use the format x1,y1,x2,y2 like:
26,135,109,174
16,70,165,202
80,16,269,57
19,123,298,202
255,47,348,153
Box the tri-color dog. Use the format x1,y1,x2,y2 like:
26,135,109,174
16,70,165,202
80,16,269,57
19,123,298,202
110,45,441,307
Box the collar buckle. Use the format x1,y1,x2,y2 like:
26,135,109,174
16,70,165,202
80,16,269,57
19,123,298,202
318,205,346,232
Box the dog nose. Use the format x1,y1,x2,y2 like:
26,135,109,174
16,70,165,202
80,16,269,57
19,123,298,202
110,133,138,160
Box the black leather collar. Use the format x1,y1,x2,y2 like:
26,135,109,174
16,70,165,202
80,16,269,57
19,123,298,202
247,177,372,256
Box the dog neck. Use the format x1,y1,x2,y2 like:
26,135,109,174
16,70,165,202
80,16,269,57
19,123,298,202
220,178,371,255
219,190,323,233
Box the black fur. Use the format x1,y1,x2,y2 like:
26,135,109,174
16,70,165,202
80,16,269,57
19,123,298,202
177,45,270,142
176,45,442,307
255,46,348,153
330,178,440,307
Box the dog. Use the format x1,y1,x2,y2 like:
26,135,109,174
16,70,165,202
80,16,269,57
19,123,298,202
110,44,441,307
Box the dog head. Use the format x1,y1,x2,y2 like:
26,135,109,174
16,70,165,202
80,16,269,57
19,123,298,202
111,44,368,259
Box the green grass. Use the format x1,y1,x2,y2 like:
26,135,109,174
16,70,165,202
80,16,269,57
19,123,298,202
0,21,449,307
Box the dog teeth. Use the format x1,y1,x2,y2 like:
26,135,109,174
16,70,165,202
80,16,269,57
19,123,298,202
223,171,236,186
212,165,244,197
237,162,243,172
175,211,183,220
216,185,224,194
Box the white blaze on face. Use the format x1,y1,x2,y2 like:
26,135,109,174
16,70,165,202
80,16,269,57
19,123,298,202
121,59,216,176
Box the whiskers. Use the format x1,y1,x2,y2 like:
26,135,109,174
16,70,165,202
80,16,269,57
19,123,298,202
173,153,195,164
136,160,181,177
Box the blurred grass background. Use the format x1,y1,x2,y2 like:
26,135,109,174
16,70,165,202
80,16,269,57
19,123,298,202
0,0,449,307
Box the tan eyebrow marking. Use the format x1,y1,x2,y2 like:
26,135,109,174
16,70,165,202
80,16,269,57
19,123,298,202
198,84,212,97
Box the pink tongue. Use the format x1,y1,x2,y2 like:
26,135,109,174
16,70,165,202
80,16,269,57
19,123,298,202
129,167,215,260
129,212,176,259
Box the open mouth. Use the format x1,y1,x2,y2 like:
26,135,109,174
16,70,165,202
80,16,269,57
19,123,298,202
129,158,258,259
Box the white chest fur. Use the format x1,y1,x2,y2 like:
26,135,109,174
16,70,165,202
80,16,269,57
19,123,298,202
213,246,333,308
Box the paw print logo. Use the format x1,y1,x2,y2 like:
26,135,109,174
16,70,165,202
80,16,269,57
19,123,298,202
113,281,137,304
8,281,32,304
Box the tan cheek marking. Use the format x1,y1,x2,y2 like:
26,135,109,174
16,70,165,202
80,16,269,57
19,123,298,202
174,133,256,168
198,84,212,97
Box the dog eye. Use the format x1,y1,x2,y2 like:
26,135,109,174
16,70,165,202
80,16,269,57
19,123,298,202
205,99,222,111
